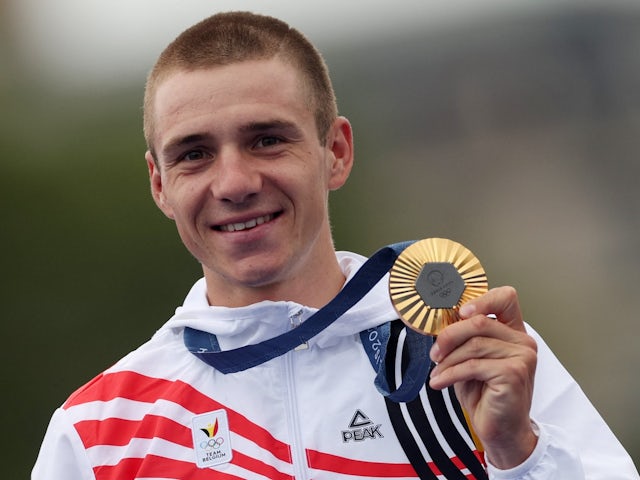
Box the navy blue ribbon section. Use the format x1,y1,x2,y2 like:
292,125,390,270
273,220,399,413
360,323,433,403
184,240,432,402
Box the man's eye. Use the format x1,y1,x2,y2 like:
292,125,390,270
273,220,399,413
182,150,207,161
255,136,281,148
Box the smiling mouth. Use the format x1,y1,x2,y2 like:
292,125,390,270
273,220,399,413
216,213,279,232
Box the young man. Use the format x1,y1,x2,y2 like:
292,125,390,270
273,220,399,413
33,11,638,480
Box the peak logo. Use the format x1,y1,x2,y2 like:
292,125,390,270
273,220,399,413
342,410,384,443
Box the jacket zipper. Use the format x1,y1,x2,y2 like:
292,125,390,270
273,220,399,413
290,309,308,351
284,309,308,479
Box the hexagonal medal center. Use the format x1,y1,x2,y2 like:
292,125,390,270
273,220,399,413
415,262,465,309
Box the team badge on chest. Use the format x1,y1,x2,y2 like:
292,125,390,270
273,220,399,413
191,409,233,468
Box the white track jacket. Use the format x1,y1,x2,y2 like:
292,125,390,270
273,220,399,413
33,252,638,479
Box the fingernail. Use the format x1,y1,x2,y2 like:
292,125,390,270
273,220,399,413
430,364,440,378
459,303,476,319
430,342,441,362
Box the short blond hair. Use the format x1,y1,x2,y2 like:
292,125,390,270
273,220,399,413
143,11,338,152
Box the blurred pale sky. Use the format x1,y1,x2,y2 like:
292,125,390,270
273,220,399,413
6,0,621,90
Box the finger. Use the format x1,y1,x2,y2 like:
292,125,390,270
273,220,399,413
430,328,536,383
430,356,503,391
430,313,528,363
430,339,536,391
459,285,524,331
433,330,519,370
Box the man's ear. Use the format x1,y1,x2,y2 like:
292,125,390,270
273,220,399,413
146,150,174,219
326,116,354,191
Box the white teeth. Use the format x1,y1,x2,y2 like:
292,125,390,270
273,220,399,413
220,214,273,232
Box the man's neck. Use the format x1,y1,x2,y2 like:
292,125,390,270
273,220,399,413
203,257,347,309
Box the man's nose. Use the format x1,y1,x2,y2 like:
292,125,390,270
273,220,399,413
210,148,262,204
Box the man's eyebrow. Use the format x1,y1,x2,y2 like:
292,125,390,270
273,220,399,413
239,120,303,136
160,133,212,156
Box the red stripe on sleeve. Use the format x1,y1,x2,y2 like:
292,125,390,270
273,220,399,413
94,455,246,480
306,449,417,477
65,370,292,464
231,449,294,480
74,415,192,449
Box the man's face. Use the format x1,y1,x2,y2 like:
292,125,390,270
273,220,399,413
146,59,353,306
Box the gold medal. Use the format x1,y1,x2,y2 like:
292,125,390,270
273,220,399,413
389,238,488,336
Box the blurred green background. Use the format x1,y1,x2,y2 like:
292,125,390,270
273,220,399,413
3,1,639,477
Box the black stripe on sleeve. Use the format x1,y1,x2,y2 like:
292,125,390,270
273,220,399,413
405,387,469,480
384,322,438,480
394,325,468,479
383,321,490,479
427,385,488,479
385,397,439,480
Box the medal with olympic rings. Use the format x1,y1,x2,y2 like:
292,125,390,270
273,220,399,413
389,238,488,336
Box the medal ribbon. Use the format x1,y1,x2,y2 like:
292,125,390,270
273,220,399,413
184,240,432,402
